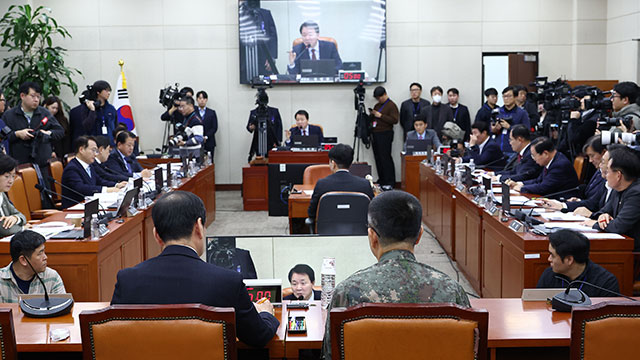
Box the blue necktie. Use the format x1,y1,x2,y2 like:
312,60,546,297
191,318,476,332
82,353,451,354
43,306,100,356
86,166,92,178
124,157,132,173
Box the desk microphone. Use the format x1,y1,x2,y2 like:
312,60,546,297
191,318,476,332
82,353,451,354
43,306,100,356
47,176,84,199
36,183,109,219
551,276,637,312
476,155,509,170
292,44,310,63
19,255,73,318
537,186,580,200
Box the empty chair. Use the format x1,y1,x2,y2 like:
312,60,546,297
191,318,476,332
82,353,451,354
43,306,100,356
48,159,64,207
7,175,31,222
80,304,236,360
330,303,488,360
0,308,17,360
303,164,332,186
16,165,59,219
315,191,370,235
570,301,640,360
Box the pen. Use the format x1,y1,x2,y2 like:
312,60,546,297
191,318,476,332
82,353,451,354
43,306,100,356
257,297,268,304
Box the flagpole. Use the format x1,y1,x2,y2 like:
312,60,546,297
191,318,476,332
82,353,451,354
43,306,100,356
118,59,127,89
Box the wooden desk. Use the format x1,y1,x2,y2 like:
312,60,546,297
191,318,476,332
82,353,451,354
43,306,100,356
419,162,635,297
137,157,180,170
0,213,144,302
242,165,269,211
401,153,427,199
268,150,329,164
288,184,314,233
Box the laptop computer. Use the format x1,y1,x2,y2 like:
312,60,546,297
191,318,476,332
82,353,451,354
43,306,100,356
300,59,336,77
501,182,511,214
102,188,138,221
291,134,319,149
405,139,432,155
50,198,99,239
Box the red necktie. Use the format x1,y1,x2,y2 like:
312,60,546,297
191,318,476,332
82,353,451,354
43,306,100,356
544,168,548,176
311,49,317,60
517,154,522,161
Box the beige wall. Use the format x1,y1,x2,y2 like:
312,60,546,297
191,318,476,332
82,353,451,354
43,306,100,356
0,0,636,184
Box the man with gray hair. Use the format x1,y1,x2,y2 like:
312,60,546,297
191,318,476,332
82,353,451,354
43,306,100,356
321,191,470,358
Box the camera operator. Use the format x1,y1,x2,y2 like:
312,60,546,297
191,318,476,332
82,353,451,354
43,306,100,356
161,87,193,124
2,82,63,167
515,85,540,126
82,80,117,145
556,86,598,158
170,96,204,155
611,81,640,132
245,90,282,149
493,86,530,154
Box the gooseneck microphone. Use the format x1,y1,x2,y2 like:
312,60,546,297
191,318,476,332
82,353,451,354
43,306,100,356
34,183,81,207
292,44,310,64
550,276,637,312
19,256,74,318
538,186,581,200
476,155,509,169
44,178,110,216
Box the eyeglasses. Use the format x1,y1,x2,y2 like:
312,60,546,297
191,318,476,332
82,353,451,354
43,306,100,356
368,223,380,237
410,88,421,92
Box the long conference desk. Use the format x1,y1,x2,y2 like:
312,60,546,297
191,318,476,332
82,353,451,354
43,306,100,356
419,162,635,297
4,297,636,359
0,164,216,302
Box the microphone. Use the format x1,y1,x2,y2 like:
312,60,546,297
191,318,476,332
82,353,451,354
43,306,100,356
292,44,310,63
297,295,304,301
538,186,581,200
551,275,637,312
476,155,509,169
19,255,74,318
46,176,84,199
32,116,49,132
34,183,82,207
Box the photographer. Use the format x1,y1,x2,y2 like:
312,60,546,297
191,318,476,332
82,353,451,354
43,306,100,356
493,86,530,154
246,90,282,154
2,82,63,167
161,87,193,124
82,80,117,145
170,96,204,154
611,81,640,132
557,87,599,157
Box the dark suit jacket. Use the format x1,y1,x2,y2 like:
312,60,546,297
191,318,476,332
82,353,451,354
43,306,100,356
522,151,579,198
286,125,324,146
200,107,218,152
566,170,606,212
308,170,375,220
427,103,454,138
497,144,541,182
448,104,471,142
61,158,115,208
287,40,342,75
283,289,321,301
92,161,129,183
111,245,279,347
462,137,506,169
69,103,87,144
3,105,64,166
592,180,640,251
105,150,143,177
399,98,430,137
474,102,498,124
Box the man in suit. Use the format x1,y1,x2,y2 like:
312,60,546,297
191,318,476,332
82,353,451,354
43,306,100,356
446,88,471,142
496,124,541,182
541,135,607,214
404,114,441,151
93,136,129,183
61,136,126,208
2,82,64,167
460,121,506,169
105,131,152,179
509,137,580,198
399,82,430,139
111,191,279,347
283,264,321,301
582,146,640,251
196,91,218,158
308,144,374,221
427,86,453,138
284,110,323,147
287,21,342,75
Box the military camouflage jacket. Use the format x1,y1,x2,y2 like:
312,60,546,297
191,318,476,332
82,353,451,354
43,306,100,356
322,249,470,358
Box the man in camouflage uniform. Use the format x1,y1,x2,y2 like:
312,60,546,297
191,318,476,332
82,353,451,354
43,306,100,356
322,190,470,358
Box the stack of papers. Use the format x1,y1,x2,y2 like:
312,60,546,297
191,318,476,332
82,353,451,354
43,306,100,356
539,212,588,222
543,222,597,232
582,232,625,240
30,223,75,239
490,187,519,195
494,195,531,205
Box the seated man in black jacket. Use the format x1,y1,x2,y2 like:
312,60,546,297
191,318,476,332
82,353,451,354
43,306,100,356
105,131,152,179
92,136,129,183
537,229,619,297
308,144,374,221
582,146,640,251
459,121,506,169
495,124,541,182
283,264,321,301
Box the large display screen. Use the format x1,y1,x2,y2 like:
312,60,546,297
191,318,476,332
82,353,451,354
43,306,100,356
239,0,387,84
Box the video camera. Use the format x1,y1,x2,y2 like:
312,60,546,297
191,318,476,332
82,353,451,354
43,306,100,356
449,138,462,157
354,80,366,110
531,77,580,126
582,87,613,112
598,115,634,131
78,85,100,108
251,76,272,109
159,83,181,109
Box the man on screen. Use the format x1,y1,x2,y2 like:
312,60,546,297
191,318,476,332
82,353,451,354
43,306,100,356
287,21,342,75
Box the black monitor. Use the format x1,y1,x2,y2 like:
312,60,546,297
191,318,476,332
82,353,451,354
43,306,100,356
483,176,492,193
501,182,511,214
300,59,336,77
464,166,473,188
441,153,450,175
291,134,319,148
405,139,432,155
116,188,138,218
133,177,142,190
83,199,99,238
166,162,172,187
155,168,163,192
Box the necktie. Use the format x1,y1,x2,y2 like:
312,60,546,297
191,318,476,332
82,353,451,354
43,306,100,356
86,166,92,179
311,49,317,60
304,129,307,136
544,167,548,176
125,158,132,173
419,134,423,140
517,154,522,162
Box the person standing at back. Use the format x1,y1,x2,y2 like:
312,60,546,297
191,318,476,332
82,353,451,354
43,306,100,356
369,86,399,191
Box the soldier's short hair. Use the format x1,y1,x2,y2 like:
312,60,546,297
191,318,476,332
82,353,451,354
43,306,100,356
368,191,422,246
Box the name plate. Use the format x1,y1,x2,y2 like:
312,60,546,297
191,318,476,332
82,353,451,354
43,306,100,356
509,220,525,233
472,195,481,203
485,203,500,216
456,183,466,192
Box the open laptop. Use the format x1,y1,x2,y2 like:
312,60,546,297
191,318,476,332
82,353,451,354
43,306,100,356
102,188,138,221
300,59,336,77
405,139,432,155
50,198,99,239
291,134,319,149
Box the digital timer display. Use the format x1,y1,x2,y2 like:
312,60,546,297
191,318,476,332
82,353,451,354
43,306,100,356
246,286,282,303
339,71,366,82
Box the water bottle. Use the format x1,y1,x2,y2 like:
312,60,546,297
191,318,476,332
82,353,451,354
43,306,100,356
137,189,146,209
207,151,213,165
321,257,336,309
90,214,100,240
469,159,476,172
435,157,442,174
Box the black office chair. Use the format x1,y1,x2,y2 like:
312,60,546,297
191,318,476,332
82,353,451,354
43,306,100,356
314,191,370,235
